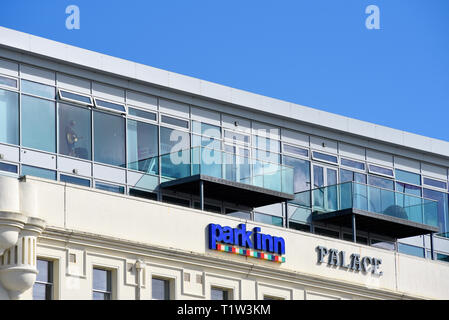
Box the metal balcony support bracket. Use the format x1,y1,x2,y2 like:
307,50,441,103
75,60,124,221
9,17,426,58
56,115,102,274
352,213,357,243
430,232,435,260
200,180,204,211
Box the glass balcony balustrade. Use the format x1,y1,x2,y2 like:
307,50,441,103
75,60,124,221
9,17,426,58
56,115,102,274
292,182,439,228
147,146,294,195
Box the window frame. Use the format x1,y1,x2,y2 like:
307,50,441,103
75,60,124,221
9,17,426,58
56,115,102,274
282,143,309,160
94,180,125,194
210,286,233,300
339,157,366,172
311,150,338,165
58,89,94,106
422,176,448,191
223,129,251,147
367,163,395,178
94,97,127,115
127,106,158,124
92,267,113,300
160,113,190,130
151,276,172,300
0,74,19,90
33,258,54,300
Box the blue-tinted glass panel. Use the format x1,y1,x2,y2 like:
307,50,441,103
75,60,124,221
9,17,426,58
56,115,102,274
36,259,51,283
128,107,157,121
254,212,283,227
340,169,366,184
225,208,251,219
283,144,308,157
423,177,447,190
93,268,111,291
437,253,449,262
22,165,56,180
152,278,169,300
33,283,50,300
224,130,250,145
395,169,421,186
253,135,280,152
95,182,124,194
211,288,228,300
368,175,394,190
0,75,17,88
60,90,92,104
21,95,55,152
398,243,425,258
192,135,221,150
93,111,125,167
312,151,337,163
396,182,421,196
160,127,190,154
21,80,54,99
60,174,91,187
192,121,221,138
93,291,111,300
283,156,310,195
423,188,448,234
341,158,365,170
161,115,189,128
127,119,158,174
58,103,91,160
369,164,394,177
0,162,18,174
95,99,126,113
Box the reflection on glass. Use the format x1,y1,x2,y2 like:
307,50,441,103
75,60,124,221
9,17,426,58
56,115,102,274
423,177,447,190
22,165,56,180
33,259,53,300
128,107,157,121
95,181,124,194
192,121,221,138
59,90,92,105
211,288,229,300
254,212,283,227
283,144,308,157
0,162,18,174
58,103,91,160
161,115,188,128
127,119,158,174
0,88,19,145
395,169,421,186
0,75,17,88
312,151,337,163
93,111,125,167
423,188,448,234
21,95,55,152
252,135,280,152
225,208,251,219
60,174,91,187
21,80,54,99
152,278,170,300
398,243,425,258
368,164,394,177
92,268,111,300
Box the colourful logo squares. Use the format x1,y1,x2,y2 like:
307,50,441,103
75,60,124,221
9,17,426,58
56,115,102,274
214,243,285,263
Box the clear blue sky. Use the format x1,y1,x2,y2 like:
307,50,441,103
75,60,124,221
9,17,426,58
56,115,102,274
1,0,448,141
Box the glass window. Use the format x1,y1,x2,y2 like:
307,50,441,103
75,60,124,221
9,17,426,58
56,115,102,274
127,119,158,174
58,103,91,160
33,259,53,300
0,75,17,88
368,175,394,190
160,127,190,154
395,169,421,186
59,90,93,105
93,268,112,300
0,88,19,145
0,162,18,174
288,221,311,232
193,202,222,213
283,144,308,157
129,188,158,201
254,212,283,227
314,227,339,239
396,182,421,196
225,208,251,219
342,233,368,245
95,98,126,113
423,177,447,190
93,111,125,167
22,165,56,180
368,164,394,177
371,239,395,251
21,80,54,99
161,115,189,129
437,253,449,262
398,243,425,258
253,135,280,152
60,174,91,187
253,149,280,163
152,278,170,300
21,95,56,152
162,195,190,207
211,287,230,300
95,182,125,194
128,107,157,121
312,151,338,164
264,295,284,300
192,135,221,150
423,188,448,234
192,121,221,138
224,130,250,146
340,169,366,184
283,156,310,193
340,158,365,170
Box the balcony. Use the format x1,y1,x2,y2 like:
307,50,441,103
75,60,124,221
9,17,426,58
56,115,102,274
292,182,439,239
151,146,295,208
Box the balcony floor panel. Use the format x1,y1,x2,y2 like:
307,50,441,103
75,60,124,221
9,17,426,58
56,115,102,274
312,208,439,239
160,174,294,208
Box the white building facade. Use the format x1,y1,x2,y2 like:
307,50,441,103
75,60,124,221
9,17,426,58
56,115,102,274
0,27,448,300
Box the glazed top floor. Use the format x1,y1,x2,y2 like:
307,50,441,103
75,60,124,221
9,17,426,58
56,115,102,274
0,27,449,176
